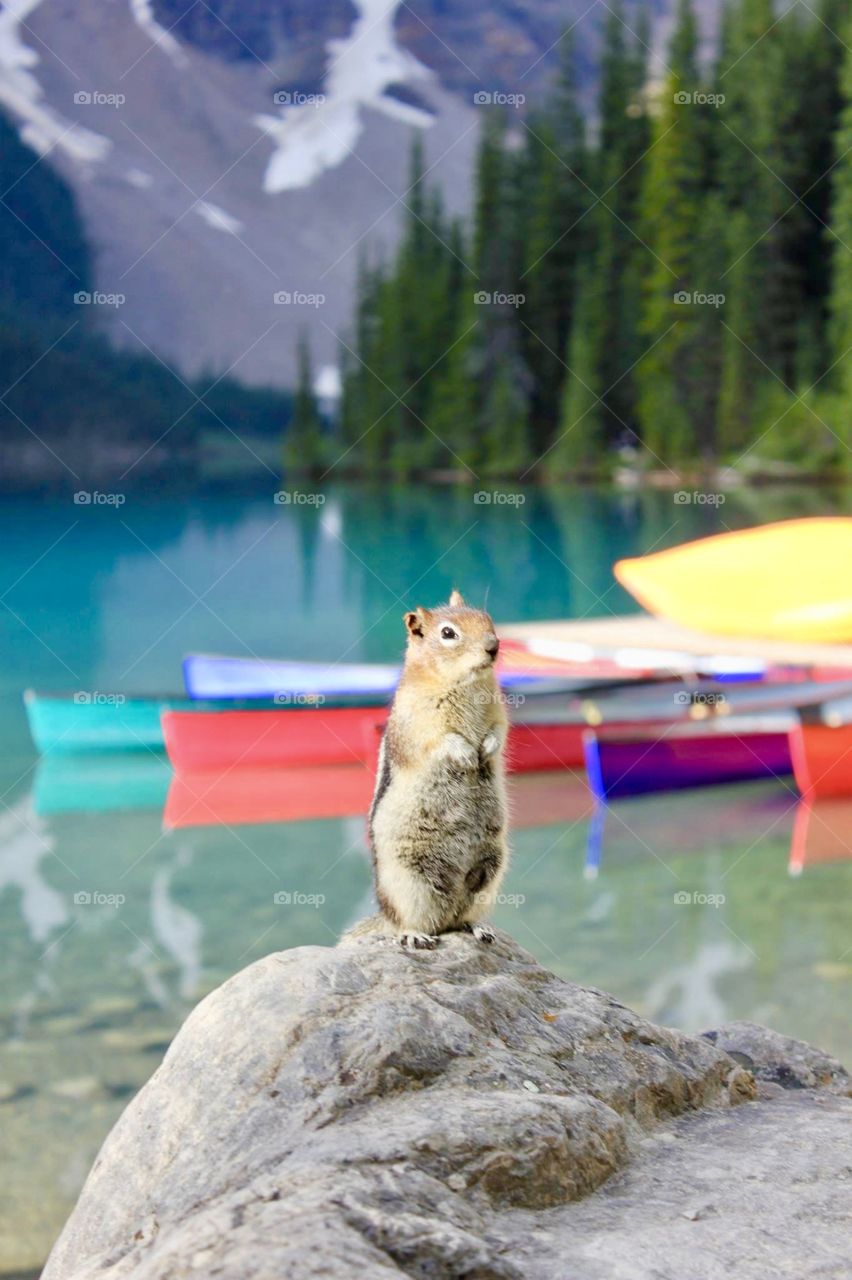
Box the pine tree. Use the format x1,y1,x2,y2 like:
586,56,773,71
284,333,325,475
584,0,650,443
353,262,402,474
519,37,588,455
805,0,846,324
546,267,605,476
336,0,847,479
426,227,479,474
338,141,471,477
426,319,478,474
636,0,711,463
472,114,508,278
828,4,852,450
713,0,813,446
466,113,532,472
480,360,529,476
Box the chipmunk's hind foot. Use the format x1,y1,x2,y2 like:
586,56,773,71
400,931,440,950
461,921,495,944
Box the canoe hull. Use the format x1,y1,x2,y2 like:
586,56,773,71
181,652,574,702
182,655,401,701
162,706,389,770
161,707,591,773
25,691,384,755
584,722,793,800
615,517,852,643
789,723,852,798
24,692,185,754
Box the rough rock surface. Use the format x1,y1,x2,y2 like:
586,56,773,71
42,931,852,1280
702,1020,852,1097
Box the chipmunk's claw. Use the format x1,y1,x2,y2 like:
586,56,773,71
400,931,440,950
462,922,495,944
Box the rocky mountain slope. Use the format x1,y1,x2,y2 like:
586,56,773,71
0,0,717,388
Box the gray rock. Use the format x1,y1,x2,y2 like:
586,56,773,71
42,931,851,1280
702,1020,852,1097
491,1091,852,1280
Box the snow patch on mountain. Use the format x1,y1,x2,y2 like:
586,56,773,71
128,0,187,68
195,200,244,234
255,0,435,193
0,0,109,162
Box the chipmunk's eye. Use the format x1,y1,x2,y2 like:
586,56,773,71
440,625,458,642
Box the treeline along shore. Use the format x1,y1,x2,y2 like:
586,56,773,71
288,0,852,483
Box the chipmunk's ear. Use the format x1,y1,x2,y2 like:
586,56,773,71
404,608,426,639
448,589,465,608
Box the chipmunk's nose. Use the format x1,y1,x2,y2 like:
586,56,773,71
484,634,499,659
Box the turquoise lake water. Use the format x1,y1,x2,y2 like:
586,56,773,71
1,481,851,1274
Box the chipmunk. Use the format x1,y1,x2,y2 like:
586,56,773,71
365,589,509,950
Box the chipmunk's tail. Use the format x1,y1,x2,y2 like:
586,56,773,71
338,914,394,945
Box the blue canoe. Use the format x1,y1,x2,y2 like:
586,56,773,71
181,653,565,701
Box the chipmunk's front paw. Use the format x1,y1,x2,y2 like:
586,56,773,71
441,732,478,770
400,931,440,950
462,921,495,944
480,731,501,759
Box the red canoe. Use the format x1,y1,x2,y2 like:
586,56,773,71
161,706,592,774
162,706,389,771
164,763,595,830
789,722,852,798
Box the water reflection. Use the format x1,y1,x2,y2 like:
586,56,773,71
0,800,68,947
8,482,819,716
2,764,852,1273
3,482,852,1272
7,767,850,1042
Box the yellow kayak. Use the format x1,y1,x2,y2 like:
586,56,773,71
614,518,852,643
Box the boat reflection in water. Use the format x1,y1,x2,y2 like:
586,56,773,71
32,750,852,878
163,763,596,831
789,798,852,876
8,755,852,1273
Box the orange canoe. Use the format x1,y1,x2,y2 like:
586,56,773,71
615,518,852,643
789,721,852,798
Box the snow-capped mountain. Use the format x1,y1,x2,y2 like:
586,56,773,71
0,0,702,388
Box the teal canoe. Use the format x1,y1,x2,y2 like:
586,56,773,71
23,690,189,754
